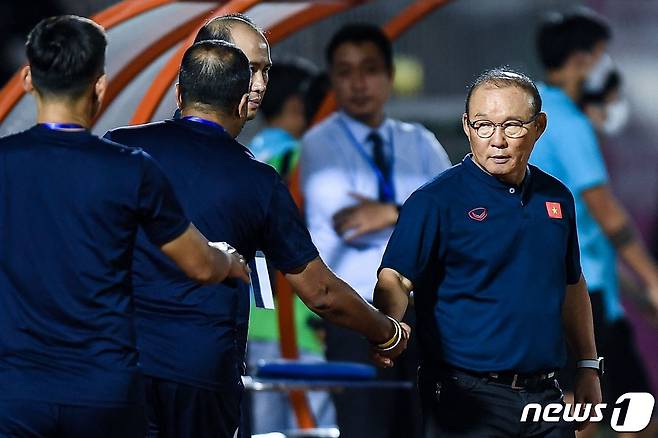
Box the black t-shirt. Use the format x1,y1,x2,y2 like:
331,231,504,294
105,118,319,391
0,125,189,406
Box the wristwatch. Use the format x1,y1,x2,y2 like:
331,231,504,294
577,357,605,376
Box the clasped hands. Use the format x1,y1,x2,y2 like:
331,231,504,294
369,317,412,368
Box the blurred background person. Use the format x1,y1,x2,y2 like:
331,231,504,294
246,60,337,434
301,23,451,438
531,10,658,437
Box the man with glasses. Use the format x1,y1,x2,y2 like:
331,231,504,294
372,68,602,437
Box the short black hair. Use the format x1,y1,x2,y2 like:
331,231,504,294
194,13,260,44
26,15,107,99
178,40,250,114
326,23,393,71
537,11,611,70
260,60,315,121
465,67,542,116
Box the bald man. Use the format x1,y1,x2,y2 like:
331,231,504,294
194,13,271,120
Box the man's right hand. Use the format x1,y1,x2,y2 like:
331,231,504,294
370,321,411,368
208,242,251,283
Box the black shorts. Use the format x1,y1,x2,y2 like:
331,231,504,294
144,376,241,438
560,291,652,404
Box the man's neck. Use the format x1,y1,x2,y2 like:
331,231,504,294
36,100,92,129
545,69,582,102
180,108,241,138
345,110,385,129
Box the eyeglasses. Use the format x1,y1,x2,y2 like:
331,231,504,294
467,113,540,139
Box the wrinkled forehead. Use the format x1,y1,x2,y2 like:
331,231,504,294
469,84,535,118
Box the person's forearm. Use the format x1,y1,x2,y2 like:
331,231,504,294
160,224,231,284
373,270,411,321
308,275,395,344
583,185,658,288
562,276,598,360
618,240,658,289
287,259,395,344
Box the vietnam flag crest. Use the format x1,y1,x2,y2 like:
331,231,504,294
546,202,563,219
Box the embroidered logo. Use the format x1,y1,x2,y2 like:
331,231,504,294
468,207,488,222
546,202,563,219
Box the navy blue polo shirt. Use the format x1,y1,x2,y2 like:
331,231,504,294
105,118,319,392
0,125,189,406
380,155,581,373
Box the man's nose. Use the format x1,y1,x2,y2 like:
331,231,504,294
490,126,508,148
252,72,266,93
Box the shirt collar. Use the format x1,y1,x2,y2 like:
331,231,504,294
338,111,390,145
462,153,533,199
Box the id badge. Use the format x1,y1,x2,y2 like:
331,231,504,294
249,251,274,309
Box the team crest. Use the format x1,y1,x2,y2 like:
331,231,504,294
468,207,488,222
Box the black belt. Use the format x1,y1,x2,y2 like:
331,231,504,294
485,370,556,390
445,366,557,390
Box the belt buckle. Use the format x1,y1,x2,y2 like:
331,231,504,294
511,374,524,390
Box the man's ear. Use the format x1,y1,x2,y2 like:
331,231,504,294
175,83,184,110
94,74,107,105
237,93,249,119
534,111,548,140
462,113,471,140
21,65,34,93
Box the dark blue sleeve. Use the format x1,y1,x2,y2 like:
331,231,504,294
380,190,441,286
137,152,190,246
565,194,582,285
260,176,319,273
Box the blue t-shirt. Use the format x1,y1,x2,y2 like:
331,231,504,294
105,118,319,392
531,83,622,322
0,125,189,406
380,155,581,373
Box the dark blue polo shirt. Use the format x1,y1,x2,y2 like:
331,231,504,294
0,125,189,406
105,118,319,392
380,155,581,373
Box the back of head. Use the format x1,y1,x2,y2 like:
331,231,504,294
326,23,393,72
194,13,260,44
536,10,611,70
465,67,542,115
178,40,250,115
260,60,315,122
26,15,107,99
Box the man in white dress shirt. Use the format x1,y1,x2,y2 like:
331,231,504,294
300,23,451,438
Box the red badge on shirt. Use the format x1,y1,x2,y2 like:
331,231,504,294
545,202,563,219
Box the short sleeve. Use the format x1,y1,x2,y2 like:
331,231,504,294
137,152,190,246
379,190,442,286
260,176,319,273
565,194,582,284
554,119,608,194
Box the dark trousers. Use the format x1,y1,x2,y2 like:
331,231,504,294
0,400,146,438
419,368,576,438
325,310,422,438
144,376,241,438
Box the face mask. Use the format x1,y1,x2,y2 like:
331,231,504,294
601,99,630,136
583,53,614,94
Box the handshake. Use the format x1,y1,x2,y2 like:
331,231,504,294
369,316,412,368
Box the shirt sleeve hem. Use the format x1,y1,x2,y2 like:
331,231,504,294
273,249,320,274
378,262,419,288
148,220,190,247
